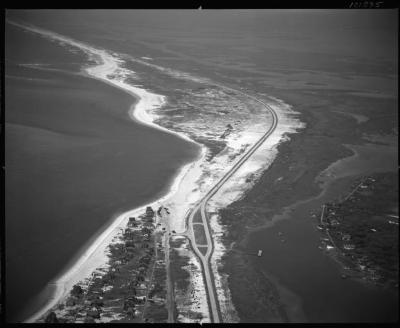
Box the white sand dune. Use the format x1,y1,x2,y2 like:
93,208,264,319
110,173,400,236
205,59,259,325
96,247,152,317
11,21,211,323
10,21,304,323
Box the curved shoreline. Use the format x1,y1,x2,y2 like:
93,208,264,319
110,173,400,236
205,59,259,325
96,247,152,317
9,21,205,323
10,20,304,323
23,143,205,323
7,20,198,147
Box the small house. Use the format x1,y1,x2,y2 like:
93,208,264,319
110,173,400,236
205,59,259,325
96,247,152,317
157,206,163,216
343,244,355,250
342,234,351,241
146,206,155,218
135,296,146,304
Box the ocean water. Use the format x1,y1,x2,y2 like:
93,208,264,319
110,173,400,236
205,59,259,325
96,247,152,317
247,199,398,322
5,9,398,323
5,19,199,321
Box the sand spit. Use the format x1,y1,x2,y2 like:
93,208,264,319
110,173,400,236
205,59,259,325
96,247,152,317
11,21,210,323
8,20,196,146
11,21,304,323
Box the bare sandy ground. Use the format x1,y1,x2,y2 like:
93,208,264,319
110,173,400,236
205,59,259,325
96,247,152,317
11,21,304,323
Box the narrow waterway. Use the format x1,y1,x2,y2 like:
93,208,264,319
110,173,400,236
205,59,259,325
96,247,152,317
247,175,398,322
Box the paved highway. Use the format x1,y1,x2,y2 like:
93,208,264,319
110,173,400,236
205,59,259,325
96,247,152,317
185,87,279,323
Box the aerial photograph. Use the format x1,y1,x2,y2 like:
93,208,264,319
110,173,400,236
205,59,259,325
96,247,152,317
4,8,398,323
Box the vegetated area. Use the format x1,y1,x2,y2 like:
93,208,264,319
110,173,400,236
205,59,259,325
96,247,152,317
42,206,168,323
217,79,397,321
169,236,207,322
198,246,208,256
193,210,203,223
169,237,191,295
193,224,208,246
321,172,398,288
169,237,190,322
143,242,168,323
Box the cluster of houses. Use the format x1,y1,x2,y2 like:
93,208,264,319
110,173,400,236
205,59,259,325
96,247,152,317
49,206,163,323
44,204,174,323
341,233,356,250
119,206,159,317
315,175,398,286
320,205,357,252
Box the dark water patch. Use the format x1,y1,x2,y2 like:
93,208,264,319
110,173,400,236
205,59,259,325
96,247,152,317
5,55,198,322
5,21,88,74
247,197,398,322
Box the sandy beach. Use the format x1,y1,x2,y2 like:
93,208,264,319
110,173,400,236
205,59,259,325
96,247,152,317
12,21,304,323
10,21,202,322
7,9,397,324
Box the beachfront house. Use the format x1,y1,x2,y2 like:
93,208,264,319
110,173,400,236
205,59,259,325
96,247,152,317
146,206,155,219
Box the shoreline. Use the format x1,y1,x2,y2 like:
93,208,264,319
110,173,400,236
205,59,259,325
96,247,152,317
14,21,205,323
219,96,398,322
13,20,304,323
24,148,204,323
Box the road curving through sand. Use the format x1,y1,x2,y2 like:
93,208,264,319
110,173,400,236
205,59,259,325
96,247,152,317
186,90,279,323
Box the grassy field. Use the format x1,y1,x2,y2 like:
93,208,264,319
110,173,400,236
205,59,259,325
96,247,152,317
193,224,208,246
192,211,203,223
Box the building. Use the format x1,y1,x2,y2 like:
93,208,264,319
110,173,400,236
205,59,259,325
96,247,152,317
342,234,351,241
146,206,155,218
135,296,146,304
343,244,355,250
330,219,340,226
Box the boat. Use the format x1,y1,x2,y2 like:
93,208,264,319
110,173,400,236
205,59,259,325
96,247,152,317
257,250,263,257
